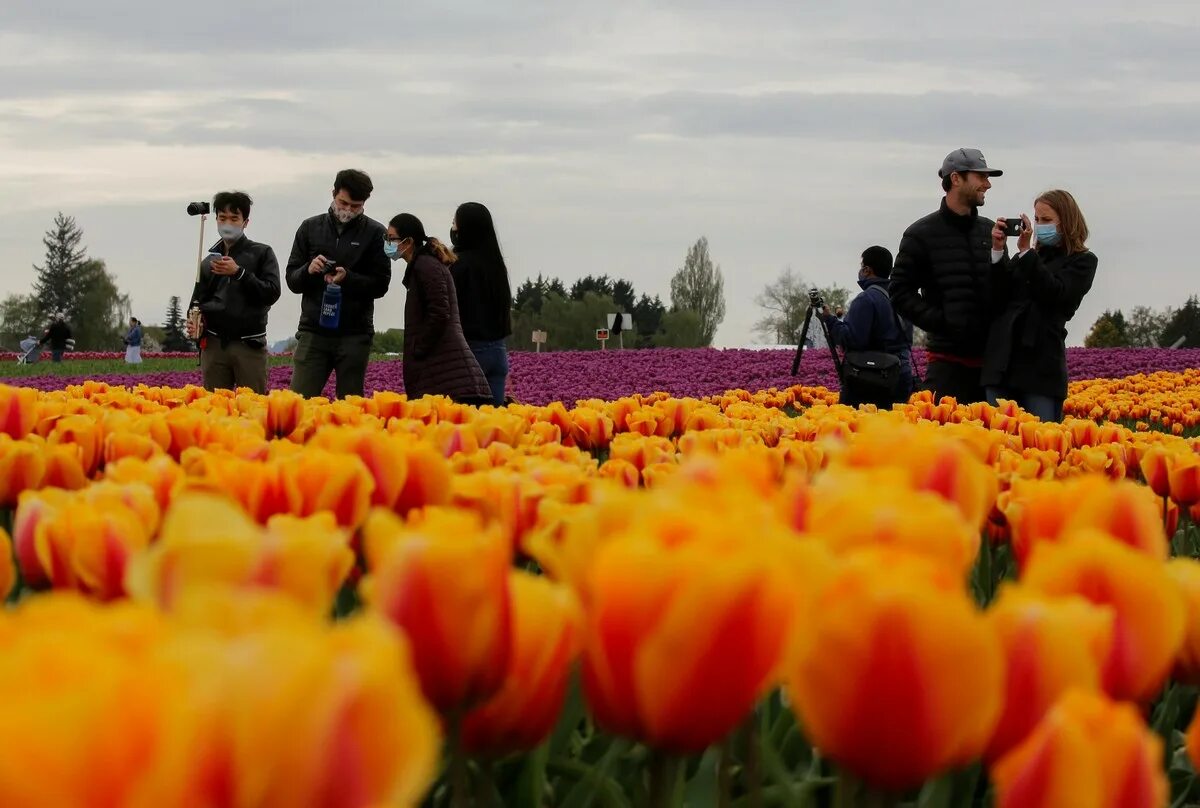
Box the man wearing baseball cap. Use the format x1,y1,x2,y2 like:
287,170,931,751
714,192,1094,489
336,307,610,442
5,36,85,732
890,147,1005,404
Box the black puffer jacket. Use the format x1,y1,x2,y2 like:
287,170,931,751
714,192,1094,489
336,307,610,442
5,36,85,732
402,250,491,402
982,247,1098,399
284,210,391,336
890,199,1000,359
191,235,281,341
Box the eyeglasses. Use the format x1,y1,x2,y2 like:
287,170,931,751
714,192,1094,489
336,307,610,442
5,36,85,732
384,235,404,244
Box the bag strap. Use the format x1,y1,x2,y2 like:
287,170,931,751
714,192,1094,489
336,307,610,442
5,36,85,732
865,284,920,381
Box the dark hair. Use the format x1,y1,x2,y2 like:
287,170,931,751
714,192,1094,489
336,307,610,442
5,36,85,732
334,169,374,202
454,202,512,336
941,174,954,193
861,245,893,279
212,190,252,219
389,213,428,245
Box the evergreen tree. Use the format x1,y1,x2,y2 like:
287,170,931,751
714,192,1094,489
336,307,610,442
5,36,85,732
1160,296,1200,348
32,212,87,319
161,295,192,351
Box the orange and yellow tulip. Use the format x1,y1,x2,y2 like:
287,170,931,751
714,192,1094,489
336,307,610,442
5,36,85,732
582,531,796,754
983,587,1113,761
1022,530,1185,703
787,551,1003,791
461,572,583,756
367,512,512,713
992,689,1167,808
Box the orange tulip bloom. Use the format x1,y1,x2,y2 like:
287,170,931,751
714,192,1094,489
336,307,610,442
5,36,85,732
1005,477,1168,570
103,455,186,513
462,572,583,756
1022,531,1185,703
992,690,1167,808
0,385,37,440
392,441,453,515
582,532,796,754
126,493,354,616
802,468,980,577
0,435,46,509
1168,558,1200,685
983,587,1113,762
31,499,152,600
0,527,14,600
264,388,307,437
39,441,89,491
48,414,104,478
1137,445,1173,498
597,457,641,488
1169,452,1200,506
368,514,513,713
787,551,1004,791
280,449,375,529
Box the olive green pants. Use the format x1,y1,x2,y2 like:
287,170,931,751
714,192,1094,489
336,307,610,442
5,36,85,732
289,331,372,399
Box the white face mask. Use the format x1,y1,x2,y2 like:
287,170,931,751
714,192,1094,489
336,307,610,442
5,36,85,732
217,223,243,241
332,207,359,224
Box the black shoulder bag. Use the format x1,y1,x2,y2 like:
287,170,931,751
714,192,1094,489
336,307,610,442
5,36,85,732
840,285,911,401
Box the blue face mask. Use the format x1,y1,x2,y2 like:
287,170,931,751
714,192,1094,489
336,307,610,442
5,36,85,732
857,269,871,290
1035,223,1061,246
383,241,399,259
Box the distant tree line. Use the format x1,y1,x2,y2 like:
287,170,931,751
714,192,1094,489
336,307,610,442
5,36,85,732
507,237,726,351
0,213,133,351
1084,298,1200,348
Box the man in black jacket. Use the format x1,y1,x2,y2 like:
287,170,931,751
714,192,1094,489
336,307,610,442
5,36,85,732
189,191,281,394
38,312,72,362
890,148,1005,404
285,169,391,399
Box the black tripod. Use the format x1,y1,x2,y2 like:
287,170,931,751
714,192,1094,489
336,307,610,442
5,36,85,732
790,292,843,377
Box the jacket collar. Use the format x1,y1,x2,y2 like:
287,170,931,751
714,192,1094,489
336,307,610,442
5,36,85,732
938,197,979,231
209,234,249,255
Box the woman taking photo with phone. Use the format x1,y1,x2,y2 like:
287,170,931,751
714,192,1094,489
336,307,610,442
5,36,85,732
447,202,513,406
982,189,1097,422
386,213,492,405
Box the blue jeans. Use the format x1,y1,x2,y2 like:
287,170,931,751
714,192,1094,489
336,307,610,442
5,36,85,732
469,339,509,406
985,386,1063,422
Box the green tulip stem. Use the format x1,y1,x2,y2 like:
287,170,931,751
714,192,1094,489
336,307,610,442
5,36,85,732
647,751,681,808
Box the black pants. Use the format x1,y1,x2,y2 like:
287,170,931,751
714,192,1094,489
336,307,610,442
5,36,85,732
924,360,984,405
289,331,372,399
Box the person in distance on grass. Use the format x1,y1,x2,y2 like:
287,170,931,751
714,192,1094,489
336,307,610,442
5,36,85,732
123,317,143,364
983,190,1097,422
447,202,514,407
819,246,915,408
189,191,281,394
286,169,391,399
387,212,492,405
890,147,1006,405
38,311,72,362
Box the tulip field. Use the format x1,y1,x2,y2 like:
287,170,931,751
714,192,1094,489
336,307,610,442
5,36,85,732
3,353,1200,807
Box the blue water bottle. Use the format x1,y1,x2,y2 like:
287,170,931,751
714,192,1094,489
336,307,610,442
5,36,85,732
319,283,342,329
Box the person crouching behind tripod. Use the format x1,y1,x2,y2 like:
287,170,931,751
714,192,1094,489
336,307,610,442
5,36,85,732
819,246,915,408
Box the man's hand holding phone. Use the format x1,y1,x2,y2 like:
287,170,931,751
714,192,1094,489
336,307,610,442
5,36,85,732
308,255,336,275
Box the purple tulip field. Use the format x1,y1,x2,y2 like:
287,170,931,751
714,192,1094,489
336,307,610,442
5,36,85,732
2,347,1198,404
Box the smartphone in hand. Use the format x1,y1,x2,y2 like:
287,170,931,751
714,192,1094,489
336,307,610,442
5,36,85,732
1003,218,1024,237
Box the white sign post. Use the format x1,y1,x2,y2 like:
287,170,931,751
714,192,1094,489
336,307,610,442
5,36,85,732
531,330,547,353
596,328,609,350
606,313,634,349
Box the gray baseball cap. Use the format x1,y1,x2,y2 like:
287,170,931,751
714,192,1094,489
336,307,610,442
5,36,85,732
938,148,1003,178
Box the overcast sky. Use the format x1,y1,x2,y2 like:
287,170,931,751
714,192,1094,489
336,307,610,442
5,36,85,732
2,0,1198,348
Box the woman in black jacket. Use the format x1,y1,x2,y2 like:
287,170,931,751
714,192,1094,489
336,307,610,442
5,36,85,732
388,213,492,405
983,189,1097,422
448,202,513,406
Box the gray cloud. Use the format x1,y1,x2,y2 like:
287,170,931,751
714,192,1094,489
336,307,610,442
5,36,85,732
0,0,1197,351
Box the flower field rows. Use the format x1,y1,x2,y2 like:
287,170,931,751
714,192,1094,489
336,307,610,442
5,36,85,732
4,346,1200,405
2,367,1200,806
